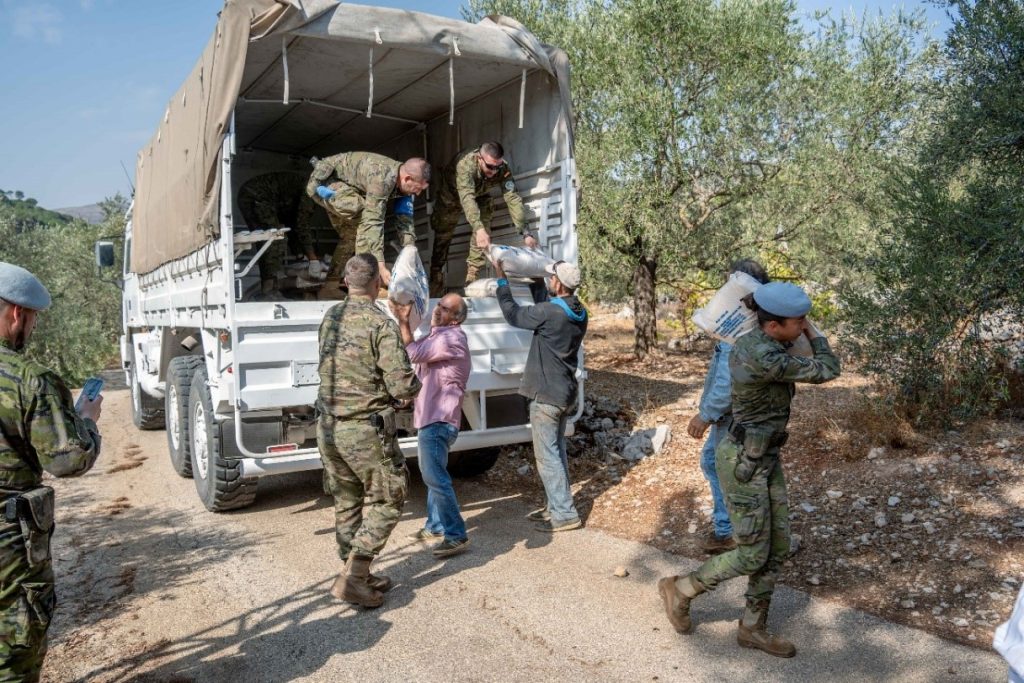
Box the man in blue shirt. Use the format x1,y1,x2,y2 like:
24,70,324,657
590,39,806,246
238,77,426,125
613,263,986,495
686,259,769,554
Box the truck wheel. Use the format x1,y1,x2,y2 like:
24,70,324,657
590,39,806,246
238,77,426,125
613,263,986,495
446,447,500,478
189,366,257,511
165,355,205,478
129,348,164,430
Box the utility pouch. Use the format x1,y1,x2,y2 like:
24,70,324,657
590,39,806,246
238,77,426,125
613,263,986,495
742,427,774,460
17,487,55,568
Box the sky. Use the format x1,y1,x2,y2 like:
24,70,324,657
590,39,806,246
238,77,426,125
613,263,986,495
0,0,954,210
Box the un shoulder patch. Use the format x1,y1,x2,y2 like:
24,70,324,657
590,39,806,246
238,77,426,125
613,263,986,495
504,180,515,192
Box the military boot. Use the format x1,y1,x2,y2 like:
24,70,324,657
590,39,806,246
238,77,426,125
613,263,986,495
657,573,705,634
318,279,347,301
737,602,796,658
464,264,480,285
344,554,393,593
332,554,384,608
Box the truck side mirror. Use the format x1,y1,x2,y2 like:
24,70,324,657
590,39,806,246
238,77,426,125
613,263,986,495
95,241,115,268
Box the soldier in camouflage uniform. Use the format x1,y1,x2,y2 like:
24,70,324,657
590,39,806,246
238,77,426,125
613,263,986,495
429,142,536,297
658,282,840,658
306,153,430,296
0,263,102,681
237,172,328,298
317,254,421,608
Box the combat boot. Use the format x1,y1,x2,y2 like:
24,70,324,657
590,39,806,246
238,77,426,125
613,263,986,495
429,267,446,298
318,279,347,301
344,555,393,593
332,554,384,608
657,573,705,634
737,602,796,658
464,264,480,285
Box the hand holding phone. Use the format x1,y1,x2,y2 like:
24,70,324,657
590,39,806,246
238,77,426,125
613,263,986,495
76,377,104,414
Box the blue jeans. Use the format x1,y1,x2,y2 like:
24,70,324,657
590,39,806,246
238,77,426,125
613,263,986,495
530,401,579,524
701,421,733,537
417,422,467,541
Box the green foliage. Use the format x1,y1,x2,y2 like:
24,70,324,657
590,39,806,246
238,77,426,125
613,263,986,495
466,0,932,356
0,189,75,232
842,0,1024,424
0,199,123,384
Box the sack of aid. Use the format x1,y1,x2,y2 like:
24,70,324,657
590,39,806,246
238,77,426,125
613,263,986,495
691,271,763,343
489,245,554,278
388,246,429,329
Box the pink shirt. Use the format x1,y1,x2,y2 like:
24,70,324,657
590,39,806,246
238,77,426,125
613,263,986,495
408,324,471,429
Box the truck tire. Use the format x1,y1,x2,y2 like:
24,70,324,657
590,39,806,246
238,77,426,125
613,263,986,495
188,366,257,511
129,348,164,430
164,355,205,478
446,447,500,478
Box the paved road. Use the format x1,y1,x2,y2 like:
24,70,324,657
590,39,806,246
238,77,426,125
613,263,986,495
41,390,1006,682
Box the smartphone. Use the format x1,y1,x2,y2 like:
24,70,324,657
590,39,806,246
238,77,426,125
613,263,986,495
75,377,105,412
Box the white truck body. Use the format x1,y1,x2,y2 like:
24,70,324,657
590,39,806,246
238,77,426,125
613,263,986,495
118,2,582,510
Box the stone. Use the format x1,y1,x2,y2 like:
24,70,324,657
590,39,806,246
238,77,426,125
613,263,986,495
651,425,672,454
600,417,615,432
888,496,901,507
950,454,961,463
516,464,531,476
952,618,969,628
923,522,937,534
789,533,801,554
996,439,1010,450
868,447,885,460
800,502,818,514
826,490,843,500
875,513,888,528
613,566,629,578
807,575,821,586
901,513,916,524
616,305,634,320
900,599,915,609
687,522,697,534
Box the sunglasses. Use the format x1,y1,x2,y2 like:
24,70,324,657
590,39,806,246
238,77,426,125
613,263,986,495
483,160,503,171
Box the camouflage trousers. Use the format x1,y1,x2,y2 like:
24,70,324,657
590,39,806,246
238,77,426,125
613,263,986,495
693,436,789,610
429,197,493,296
310,185,361,283
317,416,409,559
0,521,55,683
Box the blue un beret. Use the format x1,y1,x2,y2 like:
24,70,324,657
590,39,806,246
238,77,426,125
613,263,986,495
753,282,811,318
0,262,51,311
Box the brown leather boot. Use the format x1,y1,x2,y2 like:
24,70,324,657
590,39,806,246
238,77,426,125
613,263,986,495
344,555,392,593
317,279,347,301
332,554,384,608
429,267,446,298
657,574,704,634
737,603,796,658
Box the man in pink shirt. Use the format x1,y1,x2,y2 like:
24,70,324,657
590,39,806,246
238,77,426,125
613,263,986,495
390,293,472,558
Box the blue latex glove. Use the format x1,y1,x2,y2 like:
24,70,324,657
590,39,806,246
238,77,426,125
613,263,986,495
316,185,336,200
394,195,414,216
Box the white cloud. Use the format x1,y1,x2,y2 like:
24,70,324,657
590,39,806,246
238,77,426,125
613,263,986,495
7,3,64,44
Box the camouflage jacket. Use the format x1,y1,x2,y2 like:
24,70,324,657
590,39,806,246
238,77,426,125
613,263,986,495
437,147,527,234
306,152,414,260
317,295,421,420
0,340,101,491
730,328,841,434
238,172,328,252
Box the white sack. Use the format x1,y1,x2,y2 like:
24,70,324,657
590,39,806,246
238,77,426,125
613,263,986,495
489,244,555,278
691,271,763,343
388,246,429,329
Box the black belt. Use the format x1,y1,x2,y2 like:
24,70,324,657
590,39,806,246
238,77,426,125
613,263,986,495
728,422,789,448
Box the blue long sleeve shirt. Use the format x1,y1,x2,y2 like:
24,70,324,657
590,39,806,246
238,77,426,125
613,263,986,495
698,341,733,423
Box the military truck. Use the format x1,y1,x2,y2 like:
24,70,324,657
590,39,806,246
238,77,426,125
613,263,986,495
110,0,582,511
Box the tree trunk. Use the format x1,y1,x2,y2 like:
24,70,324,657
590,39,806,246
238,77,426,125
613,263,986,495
633,255,658,358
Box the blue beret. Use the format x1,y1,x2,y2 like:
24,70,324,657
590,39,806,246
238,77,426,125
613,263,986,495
753,282,811,318
0,262,51,311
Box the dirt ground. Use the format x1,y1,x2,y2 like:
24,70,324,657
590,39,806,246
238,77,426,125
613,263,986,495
482,310,1024,650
